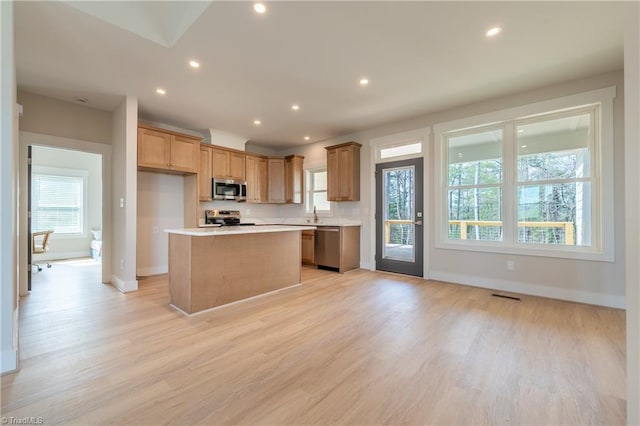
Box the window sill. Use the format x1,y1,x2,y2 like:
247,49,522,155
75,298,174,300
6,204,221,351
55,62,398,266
435,239,614,262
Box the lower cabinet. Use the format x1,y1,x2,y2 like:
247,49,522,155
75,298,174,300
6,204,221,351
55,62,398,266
314,225,360,273
301,230,315,265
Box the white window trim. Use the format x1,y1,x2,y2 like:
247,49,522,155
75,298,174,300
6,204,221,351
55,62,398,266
304,167,333,217
434,86,616,262
373,128,429,164
370,127,431,275
32,165,89,240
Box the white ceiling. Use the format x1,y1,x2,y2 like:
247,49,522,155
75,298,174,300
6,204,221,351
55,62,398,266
15,1,625,149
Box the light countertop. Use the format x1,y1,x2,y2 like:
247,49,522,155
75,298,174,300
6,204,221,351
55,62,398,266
166,225,316,237
198,219,361,228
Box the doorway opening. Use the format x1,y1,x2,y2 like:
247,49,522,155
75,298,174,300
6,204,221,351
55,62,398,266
28,145,103,292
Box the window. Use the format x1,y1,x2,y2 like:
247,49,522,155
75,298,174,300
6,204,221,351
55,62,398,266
516,111,593,246
447,128,503,241
380,141,422,159
306,168,331,214
435,87,615,261
32,167,88,236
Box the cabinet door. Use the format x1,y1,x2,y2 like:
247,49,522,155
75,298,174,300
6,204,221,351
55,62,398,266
258,158,269,203
268,158,285,203
285,156,304,204
337,147,353,200
229,152,246,181
199,146,213,201
211,149,229,178
171,136,199,173
301,230,315,265
327,148,340,201
138,128,171,169
245,155,258,202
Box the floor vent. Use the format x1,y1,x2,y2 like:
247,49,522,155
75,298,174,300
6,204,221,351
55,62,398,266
491,293,521,301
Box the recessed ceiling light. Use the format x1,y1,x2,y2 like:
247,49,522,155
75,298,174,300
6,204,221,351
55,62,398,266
457,153,463,158
486,27,502,37
291,104,300,111
254,3,266,14
359,78,369,86
189,60,200,68
304,136,310,141
156,88,166,95
518,129,524,133
253,120,261,125
521,144,528,148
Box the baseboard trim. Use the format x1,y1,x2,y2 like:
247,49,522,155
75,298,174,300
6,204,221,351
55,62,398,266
136,265,168,277
429,271,625,309
111,275,138,293
1,349,18,375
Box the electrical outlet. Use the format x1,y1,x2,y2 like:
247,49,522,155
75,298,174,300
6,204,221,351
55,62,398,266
119,198,124,208
120,259,124,270
506,260,515,271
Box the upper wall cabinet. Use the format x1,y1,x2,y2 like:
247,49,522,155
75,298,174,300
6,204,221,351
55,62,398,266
326,142,361,201
138,124,200,174
212,147,246,181
285,155,304,204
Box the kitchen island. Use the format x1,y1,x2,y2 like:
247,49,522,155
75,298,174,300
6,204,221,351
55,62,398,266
165,225,313,315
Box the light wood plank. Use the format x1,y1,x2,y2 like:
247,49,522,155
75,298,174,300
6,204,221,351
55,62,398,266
1,261,626,425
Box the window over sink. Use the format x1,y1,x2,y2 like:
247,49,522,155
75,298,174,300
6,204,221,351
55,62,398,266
306,168,332,215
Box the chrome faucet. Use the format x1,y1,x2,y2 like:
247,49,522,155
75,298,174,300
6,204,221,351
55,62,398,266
313,205,319,223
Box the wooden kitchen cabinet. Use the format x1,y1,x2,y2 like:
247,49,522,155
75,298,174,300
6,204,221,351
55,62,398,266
301,229,315,265
212,147,245,181
268,158,286,203
138,124,200,174
245,154,269,203
285,155,304,204
198,145,213,201
326,142,362,201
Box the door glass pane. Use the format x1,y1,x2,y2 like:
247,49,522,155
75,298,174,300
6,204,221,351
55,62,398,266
383,166,415,261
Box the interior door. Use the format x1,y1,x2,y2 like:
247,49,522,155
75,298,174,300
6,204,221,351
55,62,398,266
375,158,424,276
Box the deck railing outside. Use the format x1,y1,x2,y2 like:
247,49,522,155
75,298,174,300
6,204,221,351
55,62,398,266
384,219,575,245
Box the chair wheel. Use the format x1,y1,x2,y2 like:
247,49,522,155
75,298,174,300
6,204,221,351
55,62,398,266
37,266,42,272
47,264,52,268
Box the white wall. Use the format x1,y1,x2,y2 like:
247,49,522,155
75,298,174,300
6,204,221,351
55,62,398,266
1,0,18,375
624,2,640,423
111,97,138,292
136,172,184,276
267,71,626,309
17,91,112,145
31,146,102,260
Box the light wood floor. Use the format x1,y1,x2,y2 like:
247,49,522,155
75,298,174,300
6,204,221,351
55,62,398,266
1,260,626,425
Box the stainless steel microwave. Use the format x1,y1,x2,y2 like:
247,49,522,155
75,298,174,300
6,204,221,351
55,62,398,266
212,178,246,201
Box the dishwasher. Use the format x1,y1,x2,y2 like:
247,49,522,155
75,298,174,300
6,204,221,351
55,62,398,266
314,226,340,270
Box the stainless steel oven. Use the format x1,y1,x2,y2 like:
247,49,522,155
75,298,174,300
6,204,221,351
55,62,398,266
212,178,246,201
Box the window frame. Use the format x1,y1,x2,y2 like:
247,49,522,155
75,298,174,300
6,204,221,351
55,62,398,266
305,167,332,216
434,87,615,262
31,166,89,239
